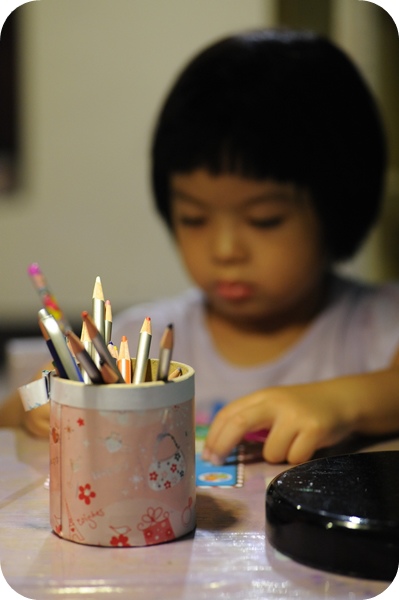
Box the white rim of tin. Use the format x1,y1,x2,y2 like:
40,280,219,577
50,361,194,411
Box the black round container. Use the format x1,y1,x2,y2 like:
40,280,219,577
266,451,399,581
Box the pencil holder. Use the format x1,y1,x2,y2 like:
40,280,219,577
48,359,196,547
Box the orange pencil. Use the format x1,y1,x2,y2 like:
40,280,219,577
117,336,132,383
168,367,182,380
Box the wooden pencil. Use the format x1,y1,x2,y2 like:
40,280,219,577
117,335,132,383
100,361,120,384
107,342,118,360
156,323,174,381
92,276,105,367
80,320,93,383
133,316,152,384
168,367,182,380
82,311,125,383
66,329,103,384
104,299,112,345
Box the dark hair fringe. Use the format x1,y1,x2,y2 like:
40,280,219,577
151,29,386,261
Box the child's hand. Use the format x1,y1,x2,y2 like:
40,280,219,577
22,402,50,438
202,383,355,465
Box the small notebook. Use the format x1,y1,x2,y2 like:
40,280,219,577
195,425,244,487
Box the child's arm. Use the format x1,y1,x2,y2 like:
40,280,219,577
0,363,52,438
203,364,399,465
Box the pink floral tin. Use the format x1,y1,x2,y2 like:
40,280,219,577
48,360,196,547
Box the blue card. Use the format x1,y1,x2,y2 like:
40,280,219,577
195,425,244,487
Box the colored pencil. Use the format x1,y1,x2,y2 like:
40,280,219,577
117,336,132,383
133,317,152,384
92,276,105,367
104,299,113,345
80,321,93,383
81,311,125,383
100,361,120,384
168,367,182,380
66,330,104,384
107,342,118,360
156,323,174,381
28,263,71,332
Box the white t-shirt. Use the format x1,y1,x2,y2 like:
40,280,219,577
112,274,399,422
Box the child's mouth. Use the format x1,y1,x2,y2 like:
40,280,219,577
214,281,254,301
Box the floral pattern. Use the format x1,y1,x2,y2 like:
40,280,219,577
78,483,96,505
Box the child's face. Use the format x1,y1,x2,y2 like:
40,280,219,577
170,169,327,327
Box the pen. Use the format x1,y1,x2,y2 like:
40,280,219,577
38,309,83,381
28,263,71,332
66,329,104,384
117,335,132,383
38,317,67,378
156,323,174,381
81,311,125,383
133,317,152,384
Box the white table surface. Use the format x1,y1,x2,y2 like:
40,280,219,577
0,427,398,600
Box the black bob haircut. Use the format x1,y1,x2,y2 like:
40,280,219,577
151,29,386,261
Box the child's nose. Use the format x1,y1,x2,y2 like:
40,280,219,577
210,223,247,263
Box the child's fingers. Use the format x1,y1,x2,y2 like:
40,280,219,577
23,403,50,438
204,393,272,462
262,422,299,464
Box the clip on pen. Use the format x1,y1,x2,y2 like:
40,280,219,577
38,309,83,381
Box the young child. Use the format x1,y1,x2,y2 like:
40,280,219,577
112,28,399,465
3,29,399,465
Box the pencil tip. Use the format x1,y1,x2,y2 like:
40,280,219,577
122,335,127,341
96,276,101,283
82,311,88,318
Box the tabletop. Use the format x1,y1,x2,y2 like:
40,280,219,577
0,427,398,600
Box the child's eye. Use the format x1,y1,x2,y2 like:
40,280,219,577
177,216,207,227
248,216,284,229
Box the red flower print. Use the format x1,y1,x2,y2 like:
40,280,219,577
164,480,171,489
77,418,85,427
149,471,158,481
78,483,96,505
170,464,177,473
110,534,131,547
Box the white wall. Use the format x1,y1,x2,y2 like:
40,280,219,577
0,0,276,326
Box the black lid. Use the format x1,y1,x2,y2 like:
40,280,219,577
266,451,399,581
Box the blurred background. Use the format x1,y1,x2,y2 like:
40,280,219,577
0,0,398,365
